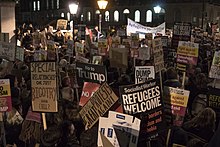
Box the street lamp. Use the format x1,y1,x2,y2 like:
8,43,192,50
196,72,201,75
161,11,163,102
69,2,79,40
97,0,108,33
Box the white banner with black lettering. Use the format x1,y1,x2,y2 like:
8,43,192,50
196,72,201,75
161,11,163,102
135,66,155,84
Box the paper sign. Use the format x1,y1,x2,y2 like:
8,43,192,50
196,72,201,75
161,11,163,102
79,83,118,129
208,88,220,117
16,46,24,61
135,66,155,84
109,48,128,68
56,19,68,30
66,40,74,57
79,82,100,107
76,62,107,86
209,50,220,79
98,39,108,56
138,47,150,60
31,62,58,112
163,86,190,126
0,79,12,112
0,42,15,61
47,40,56,60
152,38,164,72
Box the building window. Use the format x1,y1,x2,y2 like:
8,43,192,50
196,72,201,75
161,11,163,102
95,10,100,14
146,10,152,22
67,12,70,21
135,10,140,22
87,12,91,21
51,0,54,9
46,0,49,9
61,13,64,18
33,1,36,11
56,0,59,9
37,1,40,11
114,10,119,22
123,9,130,14
81,14,84,22
105,11,110,22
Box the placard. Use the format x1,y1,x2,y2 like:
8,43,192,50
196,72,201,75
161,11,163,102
152,38,164,73
163,87,190,126
98,38,108,56
15,46,24,61
208,88,220,116
56,19,68,30
119,80,165,138
171,22,192,49
209,50,220,79
0,79,12,112
79,83,118,129
76,62,107,86
66,40,74,57
0,42,15,61
47,40,56,61
176,41,199,71
138,47,150,60
98,111,140,147
109,48,128,68
79,82,100,107
135,66,155,84
75,42,84,56
31,62,58,112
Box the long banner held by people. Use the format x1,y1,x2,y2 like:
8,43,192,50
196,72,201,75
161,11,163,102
0,79,12,112
127,18,166,38
163,86,190,126
176,41,199,71
209,50,220,79
31,62,58,112
76,62,107,86
119,80,166,138
79,82,118,129
135,66,155,84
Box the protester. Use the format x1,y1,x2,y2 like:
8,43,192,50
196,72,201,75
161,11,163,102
164,67,182,88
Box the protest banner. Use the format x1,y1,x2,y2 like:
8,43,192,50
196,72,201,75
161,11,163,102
208,88,220,116
79,83,118,129
209,50,220,79
135,66,155,84
56,19,68,30
66,40,74,57
171,22,192,49
112,36,121,48
163,86,190,126
119,80,163,114
122,38,131,48
98,38,108,56
119,80,166,138
109,48,128,68
75,42,84,56
0,33,9,43
131,33,139,49
47,40,56,60
76,62,107,86
176,41,199,71
0,79,12,112
138,47,150,60
0,42,15,61
127,18,166,38
34,49,47,61
31,62,58,112
15,46,24,61
92,56,103,65
152,38,164,73
79,82,100,107
98,111,140,147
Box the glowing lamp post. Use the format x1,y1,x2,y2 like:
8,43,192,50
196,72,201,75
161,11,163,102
69,2,79,40
97,0,108,33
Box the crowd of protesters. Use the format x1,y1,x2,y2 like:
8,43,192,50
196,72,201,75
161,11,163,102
0,22,220,147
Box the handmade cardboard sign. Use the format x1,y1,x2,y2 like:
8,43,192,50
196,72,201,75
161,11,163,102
0,79,12,112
